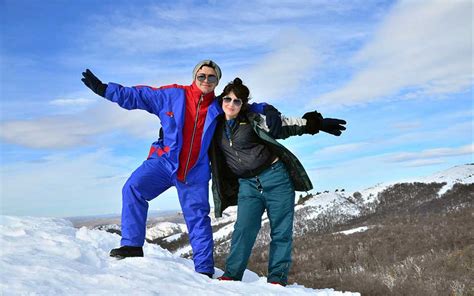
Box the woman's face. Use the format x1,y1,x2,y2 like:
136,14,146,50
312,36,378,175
222,91,242,120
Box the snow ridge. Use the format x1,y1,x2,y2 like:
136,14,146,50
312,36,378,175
357,163,473,203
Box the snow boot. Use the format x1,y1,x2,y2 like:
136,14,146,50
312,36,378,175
109,246,143,259
199,272,213,279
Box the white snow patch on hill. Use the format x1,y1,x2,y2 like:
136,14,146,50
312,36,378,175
164,233,183,243
295,192,361,219
355,164,473,203
334,226,370,235
416,164,473,195
146,221,187,241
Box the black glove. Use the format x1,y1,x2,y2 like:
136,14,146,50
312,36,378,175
303,111,346,136
264,104,282,138
81,69,108,97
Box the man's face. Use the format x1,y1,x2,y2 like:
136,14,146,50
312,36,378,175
195,66,218,94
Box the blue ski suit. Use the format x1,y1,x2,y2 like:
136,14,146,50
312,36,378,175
104,82,266,274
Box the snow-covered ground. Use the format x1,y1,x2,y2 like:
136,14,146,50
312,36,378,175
0,215,360,296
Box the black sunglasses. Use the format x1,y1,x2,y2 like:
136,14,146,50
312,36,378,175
222,97,243,107
196,74,218,84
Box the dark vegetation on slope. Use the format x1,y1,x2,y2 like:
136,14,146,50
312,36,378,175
100,181,473,295
214,183,474,296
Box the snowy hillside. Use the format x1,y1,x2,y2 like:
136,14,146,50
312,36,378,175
0,216,360,296
357,163,473,204
146,164,474,255
295,191,361,219
289,164,474,232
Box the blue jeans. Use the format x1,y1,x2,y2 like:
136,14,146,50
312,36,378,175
223,160,295,284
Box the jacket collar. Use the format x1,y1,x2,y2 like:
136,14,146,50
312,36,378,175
190,81,215,102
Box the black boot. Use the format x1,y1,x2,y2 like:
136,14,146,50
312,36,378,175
109,246,144,259
198,272,213,279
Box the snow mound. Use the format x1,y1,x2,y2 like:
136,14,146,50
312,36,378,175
0,216,360,295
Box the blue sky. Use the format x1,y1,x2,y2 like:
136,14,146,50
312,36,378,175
1,0,472,217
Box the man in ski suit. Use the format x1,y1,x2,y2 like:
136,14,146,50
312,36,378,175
81,60,281,278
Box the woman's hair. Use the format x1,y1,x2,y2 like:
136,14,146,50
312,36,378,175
218,77,250,117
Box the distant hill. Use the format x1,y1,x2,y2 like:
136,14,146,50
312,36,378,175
69,210,183,229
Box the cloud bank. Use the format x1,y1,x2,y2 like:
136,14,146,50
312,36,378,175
0,101,158,149
314,0,473,107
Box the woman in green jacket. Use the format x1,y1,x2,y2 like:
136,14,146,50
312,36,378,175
210,78,346,286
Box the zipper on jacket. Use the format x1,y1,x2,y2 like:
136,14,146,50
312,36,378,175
227,123,241,163
183,94,204,183
228,121,235,147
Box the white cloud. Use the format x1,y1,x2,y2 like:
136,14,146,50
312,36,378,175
314,142,369,156
315,0,473,107
1,150,125,216
304,144,472,192
97,15,277,54
63,1,378,104
385,144,473,164
49,98,96,107
396,158,446,168
1,32,320,150
383,120,473,149
0,149,181,217
237,31,320,101
87,1,363,57
0,149,173,217
390,121,423,131
0,101,158,149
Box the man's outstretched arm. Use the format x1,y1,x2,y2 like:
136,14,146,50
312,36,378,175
81,69,163,114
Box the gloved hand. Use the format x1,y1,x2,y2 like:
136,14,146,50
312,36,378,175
264,104,282,138
81,69,108,97
303,111,346,136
